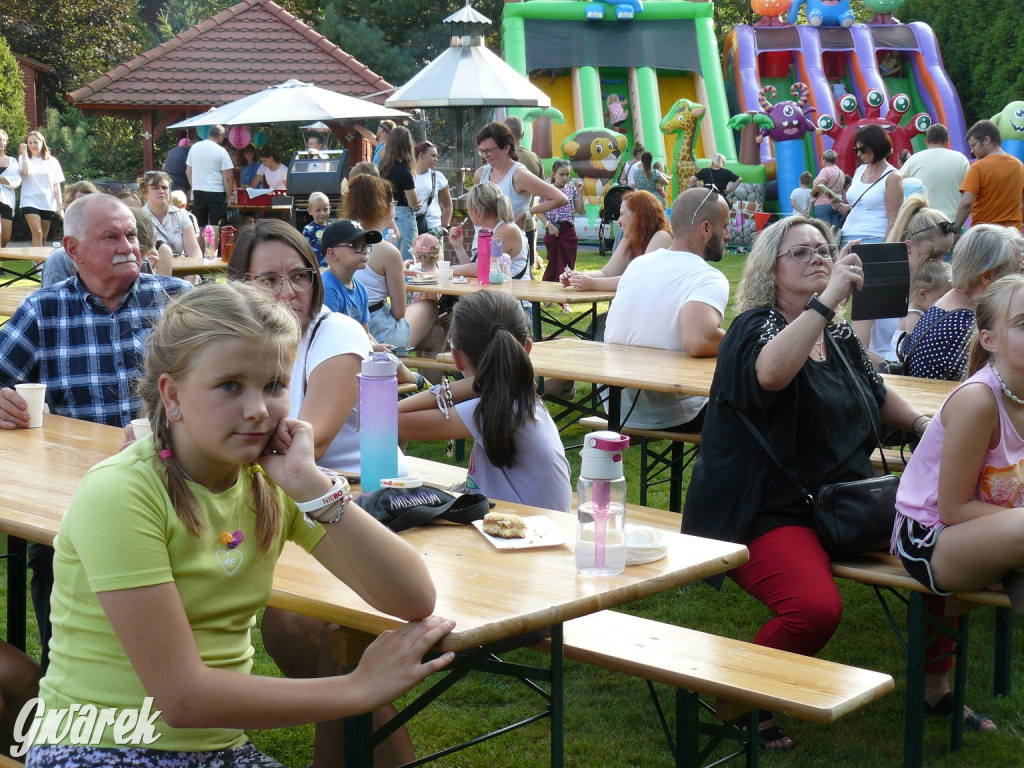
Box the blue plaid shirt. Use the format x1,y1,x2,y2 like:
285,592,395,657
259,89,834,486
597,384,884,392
0,273,193,427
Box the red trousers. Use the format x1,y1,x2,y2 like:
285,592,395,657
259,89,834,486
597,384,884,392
732,526,952,673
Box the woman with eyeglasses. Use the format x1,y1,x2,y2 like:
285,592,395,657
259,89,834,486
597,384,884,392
683,216,926,751
227,219,415,766
141,171,202,260
561,189,671,292
835,124,903,250
472,122,567,250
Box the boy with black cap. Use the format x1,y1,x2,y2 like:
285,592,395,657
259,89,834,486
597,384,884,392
321,219,383,325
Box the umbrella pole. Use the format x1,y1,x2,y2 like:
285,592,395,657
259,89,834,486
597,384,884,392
455,108,465,198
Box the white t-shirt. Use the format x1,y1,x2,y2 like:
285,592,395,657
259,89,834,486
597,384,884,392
454,397,572,513
605,248,729,429
290,309,408,475
19,156,64,211
258,163,288,191
900,147,971,221
414,169,449,229
186,140,234,192
790,186,813,215
0,155,21,211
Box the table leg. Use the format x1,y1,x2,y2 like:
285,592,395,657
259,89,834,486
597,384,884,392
550,623,564,768
5,536,26,652
343,712,374,767
903,593,925,768
607,388,622,432
532,301,543,343
994,607,1012,697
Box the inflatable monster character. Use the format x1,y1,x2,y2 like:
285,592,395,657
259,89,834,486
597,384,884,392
818,90,930,175
863,0,903,24
659,98,707,198
561,128,628,205
991,101,1024,161
751,0,793,26
787,0,855,27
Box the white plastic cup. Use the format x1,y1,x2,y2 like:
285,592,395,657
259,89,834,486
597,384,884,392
438,267,454,287
438,260,450,270
15,383,46,428
131,417,152,439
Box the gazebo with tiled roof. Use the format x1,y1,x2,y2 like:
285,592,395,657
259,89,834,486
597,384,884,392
68,0,394,169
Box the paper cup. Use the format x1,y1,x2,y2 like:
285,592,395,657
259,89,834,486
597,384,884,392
131,417,153,439
438,267,454,287
15,383,46,428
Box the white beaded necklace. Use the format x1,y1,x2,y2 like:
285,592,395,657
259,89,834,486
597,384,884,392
991,363,1024,407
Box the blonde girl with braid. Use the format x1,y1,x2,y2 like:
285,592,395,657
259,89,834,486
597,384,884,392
28,282,453,768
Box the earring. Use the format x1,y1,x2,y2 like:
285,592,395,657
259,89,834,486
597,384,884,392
169,409,181,421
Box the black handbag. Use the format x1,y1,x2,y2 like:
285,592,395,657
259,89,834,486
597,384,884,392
734,333,899,559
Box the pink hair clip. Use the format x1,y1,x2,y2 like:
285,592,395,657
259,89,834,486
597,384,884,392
158,449,172,461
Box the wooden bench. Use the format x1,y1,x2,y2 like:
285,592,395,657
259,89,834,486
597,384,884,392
871,446,909,475
579,416,699,512
534,610,894,768
0,284,36,322
831,552,1012,768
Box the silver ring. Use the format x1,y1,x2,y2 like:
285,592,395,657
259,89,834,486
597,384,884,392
848,265,859,272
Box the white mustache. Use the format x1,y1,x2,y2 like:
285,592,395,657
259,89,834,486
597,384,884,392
111,254,137,265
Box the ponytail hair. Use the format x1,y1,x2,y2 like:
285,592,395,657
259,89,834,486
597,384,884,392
136,282,301,553
449,291,536,468
968,274,1024,377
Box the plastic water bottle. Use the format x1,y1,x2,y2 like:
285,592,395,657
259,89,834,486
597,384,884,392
489,237,504,283
358,352,399,491
501,253,513,283
576,431,630,576
203,225,215,259
477,228,492,285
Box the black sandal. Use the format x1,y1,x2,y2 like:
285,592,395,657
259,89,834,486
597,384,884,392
743,710,797,751
923,691,997,732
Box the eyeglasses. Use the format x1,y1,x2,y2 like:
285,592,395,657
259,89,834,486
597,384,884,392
783,245,838,262
690,187,719,225
478,146,500,159
332,242,373,255
853,146,868,155
250,267,317,293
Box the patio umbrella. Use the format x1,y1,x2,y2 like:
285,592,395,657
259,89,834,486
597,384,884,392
169,79,409,129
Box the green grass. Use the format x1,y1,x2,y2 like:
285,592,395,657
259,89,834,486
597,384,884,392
7,246,1024,766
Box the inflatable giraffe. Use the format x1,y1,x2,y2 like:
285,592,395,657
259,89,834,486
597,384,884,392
659,98,706,198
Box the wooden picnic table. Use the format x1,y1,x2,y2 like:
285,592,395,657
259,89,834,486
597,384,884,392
0,285,36,318
0,246,51,288
428,277,614,341
0,414,746,768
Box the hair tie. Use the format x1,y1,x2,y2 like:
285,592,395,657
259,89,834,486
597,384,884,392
250,463,264,476
490,324,506,338
158,449,172,461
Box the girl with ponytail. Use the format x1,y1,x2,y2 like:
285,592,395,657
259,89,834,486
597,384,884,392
398,290,571,512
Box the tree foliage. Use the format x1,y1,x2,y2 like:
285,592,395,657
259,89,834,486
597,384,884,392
0,0,145,101
899,0,1024,126
0,33,27,142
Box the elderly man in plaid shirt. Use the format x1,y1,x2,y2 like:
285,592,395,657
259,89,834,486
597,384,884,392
0,192,192,666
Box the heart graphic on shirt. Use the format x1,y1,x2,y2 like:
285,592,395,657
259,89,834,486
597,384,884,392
216,549,244,575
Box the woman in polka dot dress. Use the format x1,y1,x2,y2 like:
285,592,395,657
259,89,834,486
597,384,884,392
905,225,1021,380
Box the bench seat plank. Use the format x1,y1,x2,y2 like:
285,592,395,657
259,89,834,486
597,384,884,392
546,610,894,724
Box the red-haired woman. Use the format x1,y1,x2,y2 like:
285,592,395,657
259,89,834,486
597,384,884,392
561,190,672,291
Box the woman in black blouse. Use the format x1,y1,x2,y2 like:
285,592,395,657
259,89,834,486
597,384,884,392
379,125,421,261
683,216,925,749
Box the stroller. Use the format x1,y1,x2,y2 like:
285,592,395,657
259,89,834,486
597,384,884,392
597,184,631,257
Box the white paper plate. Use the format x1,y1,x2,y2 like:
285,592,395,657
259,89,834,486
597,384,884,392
472,516,567,550
407,277,438,286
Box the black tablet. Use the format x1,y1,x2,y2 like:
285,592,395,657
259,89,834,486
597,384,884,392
849,242,910,321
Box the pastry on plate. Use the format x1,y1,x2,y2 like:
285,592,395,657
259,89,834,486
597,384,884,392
482,511,527,539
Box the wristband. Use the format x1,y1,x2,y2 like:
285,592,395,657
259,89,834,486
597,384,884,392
804,293,836,323
912,415,931,437
296,476,351,515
